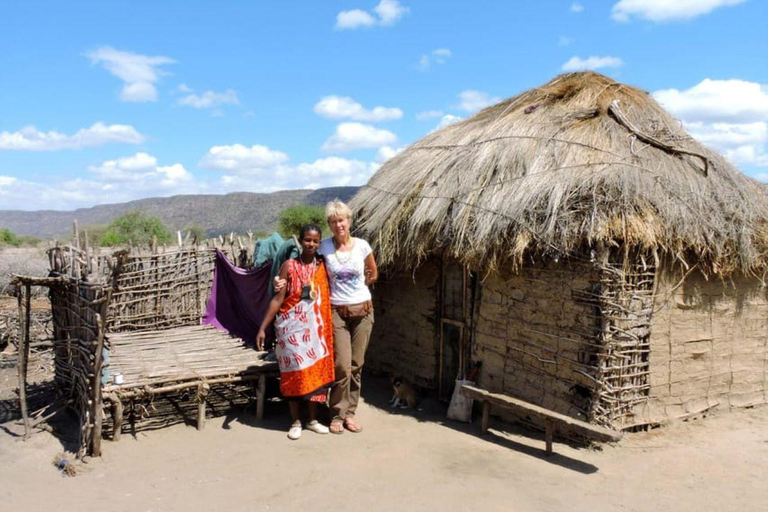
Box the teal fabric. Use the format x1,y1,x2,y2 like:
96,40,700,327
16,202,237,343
253,232,285,266
268,237,300,296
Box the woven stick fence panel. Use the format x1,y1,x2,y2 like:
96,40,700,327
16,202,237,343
107,248,217,332
588,250,654,429
21,235,255,455
102,381,255,437
48,280,109,457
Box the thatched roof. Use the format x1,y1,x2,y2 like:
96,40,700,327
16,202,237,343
351,72,768,275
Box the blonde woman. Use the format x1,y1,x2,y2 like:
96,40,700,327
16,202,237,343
275,200,377,433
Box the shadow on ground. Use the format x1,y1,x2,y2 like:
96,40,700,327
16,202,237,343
361,373,599,474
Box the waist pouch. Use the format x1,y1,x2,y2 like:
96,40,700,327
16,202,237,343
334,300,372,320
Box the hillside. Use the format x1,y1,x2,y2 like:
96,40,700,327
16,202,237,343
0,187,359,238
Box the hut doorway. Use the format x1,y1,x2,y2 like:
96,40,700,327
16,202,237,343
438,259,476,401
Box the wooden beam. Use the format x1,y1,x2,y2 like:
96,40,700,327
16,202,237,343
461,385,622,443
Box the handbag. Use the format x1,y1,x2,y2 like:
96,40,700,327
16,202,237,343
335,300,372,320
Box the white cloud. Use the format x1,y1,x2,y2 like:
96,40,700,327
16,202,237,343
336,1,409,30
571,3,584,12
199,144,290,172
0,154,199,210
207,153,379,194
612,0,745,22
174,83,193,94
177,89,240,109
435,114,463,130
335,9,377,29
314,96,403,122
89,152,193,187
653,78,768,168
321,122,397,152
375,145,406,163
562,55,624,71
418,48,452,70
86,46,175,102
374,0,409,25
456,90,501,113
0,123,146,151
416,110,444,120
295,157,379,187
558,36,574,46
0,144,383,210
653,79,768,123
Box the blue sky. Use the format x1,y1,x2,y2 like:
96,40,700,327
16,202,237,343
1,0,767,211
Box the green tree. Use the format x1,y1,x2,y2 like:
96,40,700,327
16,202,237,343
100,211,173,247
0,228,22,247
277,205,326,238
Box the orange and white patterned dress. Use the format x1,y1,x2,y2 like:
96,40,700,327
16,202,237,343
274,258,334,401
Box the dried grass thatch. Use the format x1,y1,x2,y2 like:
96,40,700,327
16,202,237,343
352,72,768,275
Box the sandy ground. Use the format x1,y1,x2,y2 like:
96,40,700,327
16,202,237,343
1,374,767,512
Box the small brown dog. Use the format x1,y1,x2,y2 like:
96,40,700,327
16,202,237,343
390,375,420,409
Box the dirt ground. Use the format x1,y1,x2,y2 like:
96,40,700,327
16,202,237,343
1,373,767,512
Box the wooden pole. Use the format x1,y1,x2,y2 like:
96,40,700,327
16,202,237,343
256,375,267,421
196,382,209,430
545,419,555,456
110,394,123,442
481,401,491,434
17,284,31,439
90,311,106,456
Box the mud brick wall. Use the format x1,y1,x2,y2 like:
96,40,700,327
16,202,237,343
473,260,602,421
635,270,768,424
367,258,440,389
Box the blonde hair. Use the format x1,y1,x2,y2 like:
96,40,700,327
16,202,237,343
325,199,353,224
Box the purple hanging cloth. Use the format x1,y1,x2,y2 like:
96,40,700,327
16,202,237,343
202,249,274,346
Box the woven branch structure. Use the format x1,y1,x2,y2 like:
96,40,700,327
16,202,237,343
13,233,276,457
354,72,768,433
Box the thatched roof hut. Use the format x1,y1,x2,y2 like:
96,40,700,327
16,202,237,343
354,71,768,276
352,72,768,432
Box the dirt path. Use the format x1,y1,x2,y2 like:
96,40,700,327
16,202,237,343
2,377,767,512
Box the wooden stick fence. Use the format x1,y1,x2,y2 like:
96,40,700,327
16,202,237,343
13,226,277,457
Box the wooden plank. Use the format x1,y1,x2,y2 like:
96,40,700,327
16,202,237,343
461,385,621,443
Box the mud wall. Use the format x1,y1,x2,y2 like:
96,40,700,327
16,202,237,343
635,269,768,424
473,259,602,422
367,258,440,389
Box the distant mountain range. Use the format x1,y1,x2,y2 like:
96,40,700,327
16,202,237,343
0,187,359,238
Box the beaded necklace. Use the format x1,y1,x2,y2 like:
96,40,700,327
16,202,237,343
333,237,354,264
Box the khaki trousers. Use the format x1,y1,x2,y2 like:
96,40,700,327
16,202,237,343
330,307,374,419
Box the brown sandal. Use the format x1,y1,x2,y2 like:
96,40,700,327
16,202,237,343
344,418,363,433
330,418,344,435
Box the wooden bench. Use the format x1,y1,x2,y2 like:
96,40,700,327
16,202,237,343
461,385,622,455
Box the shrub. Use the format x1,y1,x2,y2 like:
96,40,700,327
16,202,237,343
277,205,326,238
99,211,173,247
0,228,22,247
